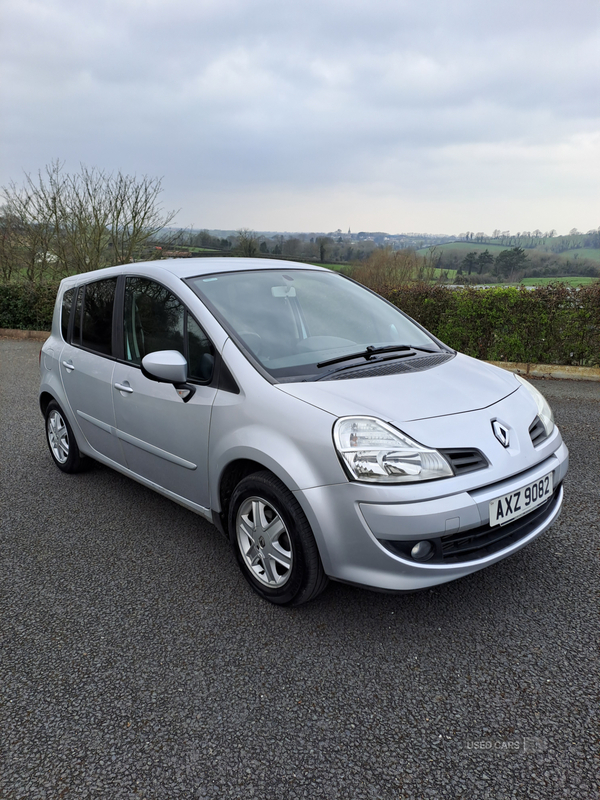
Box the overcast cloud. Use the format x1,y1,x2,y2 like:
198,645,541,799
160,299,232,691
1,0,598,234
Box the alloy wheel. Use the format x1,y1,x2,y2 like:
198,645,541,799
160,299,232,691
236,496,293,587
47,409,70,465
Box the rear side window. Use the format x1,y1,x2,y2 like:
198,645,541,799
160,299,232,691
74,278,117,355
61,288,75,341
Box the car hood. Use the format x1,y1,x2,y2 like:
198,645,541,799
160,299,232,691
277,353,519,423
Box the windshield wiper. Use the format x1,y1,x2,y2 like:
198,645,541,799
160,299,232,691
317,344,436,369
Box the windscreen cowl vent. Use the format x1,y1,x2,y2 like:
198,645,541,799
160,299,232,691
325,352,454,381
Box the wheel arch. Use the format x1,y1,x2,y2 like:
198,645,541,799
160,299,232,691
225,467,329,605
39,391,88,459
39,390,55,416
215,458,276,536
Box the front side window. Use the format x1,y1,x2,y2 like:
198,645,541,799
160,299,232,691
124,278,184,363
123,277,214,382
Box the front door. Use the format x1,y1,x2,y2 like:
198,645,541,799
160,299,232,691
112,277,217,510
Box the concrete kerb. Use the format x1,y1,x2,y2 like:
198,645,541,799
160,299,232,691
2,329,600,382
488,361,600,383
1,328,49,342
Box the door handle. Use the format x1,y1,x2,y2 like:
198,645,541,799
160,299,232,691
62,360,75,372
114,382,134,394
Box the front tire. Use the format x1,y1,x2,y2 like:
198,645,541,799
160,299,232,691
228,471,328,606
45,401,84,473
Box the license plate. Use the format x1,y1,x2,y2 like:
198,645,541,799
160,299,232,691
489,473,554,527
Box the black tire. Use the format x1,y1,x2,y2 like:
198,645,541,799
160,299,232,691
228,471,329,606
45,400,84,474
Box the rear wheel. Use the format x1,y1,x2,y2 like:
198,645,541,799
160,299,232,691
45,401,84,473
229,471,328,606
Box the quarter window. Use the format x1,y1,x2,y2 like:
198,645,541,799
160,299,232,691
187,314,215,382
61,288,75,341
73,287,83,344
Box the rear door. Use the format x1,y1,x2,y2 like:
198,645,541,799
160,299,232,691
59,277,126,467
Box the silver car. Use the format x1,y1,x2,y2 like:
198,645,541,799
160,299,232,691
39,258,568,605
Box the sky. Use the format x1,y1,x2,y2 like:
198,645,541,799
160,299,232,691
1,0,599,236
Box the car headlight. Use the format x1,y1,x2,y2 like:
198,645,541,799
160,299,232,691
514,375,555,437
333,416,454,483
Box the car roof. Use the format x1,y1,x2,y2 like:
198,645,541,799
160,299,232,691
59,257,331,288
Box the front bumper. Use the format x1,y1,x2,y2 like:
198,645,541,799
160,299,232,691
296,441,569,592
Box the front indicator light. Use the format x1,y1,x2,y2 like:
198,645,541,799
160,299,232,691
333,416,454,483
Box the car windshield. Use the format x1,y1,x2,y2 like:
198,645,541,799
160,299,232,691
187,268,440,382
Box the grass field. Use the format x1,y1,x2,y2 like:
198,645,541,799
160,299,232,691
561,248,600,262
521,276,598,287
417,242,600,264
432,267,458,279
417,242,508,255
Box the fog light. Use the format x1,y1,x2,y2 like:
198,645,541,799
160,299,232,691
410,540,434,561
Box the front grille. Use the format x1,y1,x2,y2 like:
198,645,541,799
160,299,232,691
529,416,548,447
441,448,489,476
325,352,454,381
380,482,562,565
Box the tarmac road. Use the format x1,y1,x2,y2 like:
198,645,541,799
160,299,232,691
1,338,599,800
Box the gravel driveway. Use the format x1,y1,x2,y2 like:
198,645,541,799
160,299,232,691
1,339,598,799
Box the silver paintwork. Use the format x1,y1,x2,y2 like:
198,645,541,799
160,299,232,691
39,258,569,594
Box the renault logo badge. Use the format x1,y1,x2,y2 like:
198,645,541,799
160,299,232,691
492,420,510,448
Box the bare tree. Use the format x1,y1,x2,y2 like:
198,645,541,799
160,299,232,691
105,169,177,265
316,236,333,262
1,161,177,281
282,237,301,258
351,248,436,293
0,198,56,283
235,228,259,257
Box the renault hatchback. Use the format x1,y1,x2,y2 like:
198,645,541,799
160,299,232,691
39,258,568,605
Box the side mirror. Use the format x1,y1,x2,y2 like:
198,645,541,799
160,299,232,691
142,350,188,382
141,350,196,403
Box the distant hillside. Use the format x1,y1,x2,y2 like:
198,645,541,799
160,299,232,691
416,236,600,283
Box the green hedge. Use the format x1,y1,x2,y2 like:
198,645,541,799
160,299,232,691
384,283,600,366
2,280,599,366
0,282,59,331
